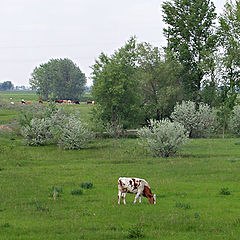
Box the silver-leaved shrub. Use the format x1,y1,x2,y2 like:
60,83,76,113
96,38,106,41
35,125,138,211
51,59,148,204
137,119,189,157
229,105,240,136
21,118,53,146
58,115,95,150
171,101,217,138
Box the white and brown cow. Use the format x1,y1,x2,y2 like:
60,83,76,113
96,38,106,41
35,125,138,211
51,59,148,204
118,177,156,205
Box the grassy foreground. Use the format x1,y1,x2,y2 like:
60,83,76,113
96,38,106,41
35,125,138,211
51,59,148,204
0,133,240,239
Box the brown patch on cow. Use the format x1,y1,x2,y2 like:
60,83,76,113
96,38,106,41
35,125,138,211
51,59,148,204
143,185,154,204
129,180,133,186
118,180,123,187
132,178,138,189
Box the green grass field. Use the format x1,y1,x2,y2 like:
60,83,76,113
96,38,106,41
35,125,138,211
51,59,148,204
0,91,240,239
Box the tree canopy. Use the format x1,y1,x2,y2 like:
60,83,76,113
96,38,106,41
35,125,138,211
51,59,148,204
0,81,14,91
91,37,144,129
30,58,86,100
162,0,217,103
91,37,183,129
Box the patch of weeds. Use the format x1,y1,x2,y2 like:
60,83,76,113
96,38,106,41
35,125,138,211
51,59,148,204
176,202,191,210
36,203,49,212
49,186,63,199
219,188,231,195
81,182,93,189
194,212,200,219
108,226,117,231
71,189,83,195
233,218,240,227
127,223,144,239
185,223,198,232
1,223,10,228
16,162,23,167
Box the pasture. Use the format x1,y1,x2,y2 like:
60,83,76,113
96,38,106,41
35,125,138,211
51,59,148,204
0,91,240,239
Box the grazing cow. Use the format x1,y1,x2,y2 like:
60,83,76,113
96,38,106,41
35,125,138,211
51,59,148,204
55,100,63,104
39,100,43,104
118,177,156,205
72,100,80,104
63,100,68,103
21,99,26,104
26,101,32,104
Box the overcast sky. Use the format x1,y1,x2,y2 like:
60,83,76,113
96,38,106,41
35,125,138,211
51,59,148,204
0,0,226,87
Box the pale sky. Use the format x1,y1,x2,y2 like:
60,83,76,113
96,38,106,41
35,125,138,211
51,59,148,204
0,0,226,87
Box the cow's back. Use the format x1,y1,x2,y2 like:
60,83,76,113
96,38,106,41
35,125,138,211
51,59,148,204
118,177,148,194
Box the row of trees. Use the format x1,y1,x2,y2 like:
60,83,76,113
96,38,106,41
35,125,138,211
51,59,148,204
91,0,240,135
30,58,86,100
0,81,14,91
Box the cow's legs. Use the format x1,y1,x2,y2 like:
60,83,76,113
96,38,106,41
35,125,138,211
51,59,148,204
122,193,126,205
139,195,142,203
118,191,122,205
134,192,141,204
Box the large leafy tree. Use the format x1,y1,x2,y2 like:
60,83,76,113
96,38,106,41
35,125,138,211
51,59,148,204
137,43,183,120
162,0,217,103
30,58,86,100
91,37,144,129
216,0,240,136
218,0,240,98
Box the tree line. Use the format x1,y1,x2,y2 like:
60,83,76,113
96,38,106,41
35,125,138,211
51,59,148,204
91,0,240,134
29,0,240,135
0,81,14,91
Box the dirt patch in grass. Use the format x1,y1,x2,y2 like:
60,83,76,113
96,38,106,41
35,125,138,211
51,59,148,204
0,125,13,132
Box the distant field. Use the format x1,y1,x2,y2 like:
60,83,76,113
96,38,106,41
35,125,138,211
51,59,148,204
0,91,93,103
0,91,94,125
0,91,39,103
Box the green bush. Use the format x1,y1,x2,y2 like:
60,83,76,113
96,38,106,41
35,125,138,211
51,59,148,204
229,105,240,136
71,189,83,195
21,118,53,146
58,115,95,150
127,223,144,239
137,119,188,157
81,182,93,189
171,101,217,138
219,188,231,195
20,104,94,149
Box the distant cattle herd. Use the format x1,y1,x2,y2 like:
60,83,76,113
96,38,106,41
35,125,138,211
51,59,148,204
10,98,95,105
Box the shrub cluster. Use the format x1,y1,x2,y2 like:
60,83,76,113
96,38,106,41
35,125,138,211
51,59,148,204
229,105,240,136
137,119,189,157
21,118,53,146
20,103,94,149
58,115,95,150
171,101,217,138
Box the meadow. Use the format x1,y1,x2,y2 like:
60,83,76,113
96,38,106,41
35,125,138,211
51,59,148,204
0,91,240,239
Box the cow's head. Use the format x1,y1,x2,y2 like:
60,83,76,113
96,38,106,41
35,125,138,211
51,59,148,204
144,186,156,205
